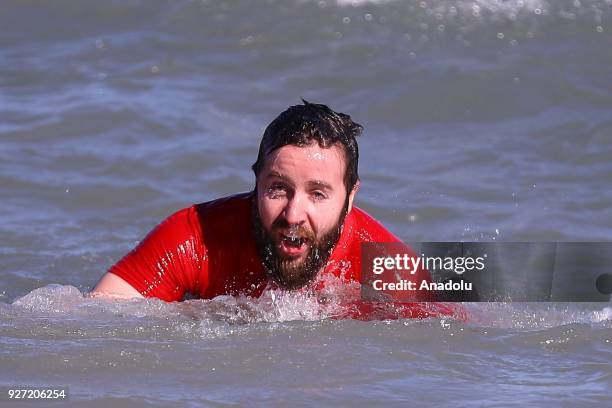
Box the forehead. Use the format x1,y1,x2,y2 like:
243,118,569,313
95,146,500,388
261,143,346,185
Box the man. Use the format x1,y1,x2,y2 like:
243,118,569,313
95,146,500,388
92,101,433,306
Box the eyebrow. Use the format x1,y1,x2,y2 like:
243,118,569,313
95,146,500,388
266,171,333,191
307,180,333,191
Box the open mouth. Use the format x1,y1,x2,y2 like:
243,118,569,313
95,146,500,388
279,233,309,256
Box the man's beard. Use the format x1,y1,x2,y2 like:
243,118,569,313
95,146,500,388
252,197,348,290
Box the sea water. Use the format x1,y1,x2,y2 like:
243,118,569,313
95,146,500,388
1,0,611,405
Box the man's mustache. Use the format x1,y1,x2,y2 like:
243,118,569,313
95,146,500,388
270,219,316,241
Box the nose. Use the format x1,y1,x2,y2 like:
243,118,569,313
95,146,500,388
282,195,307,226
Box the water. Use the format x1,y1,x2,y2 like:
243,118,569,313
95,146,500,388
1,0,611,405
2,286,611,406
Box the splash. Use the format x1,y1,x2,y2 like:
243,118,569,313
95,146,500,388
7,284,610,330
465,302,612,329
12,284,86,314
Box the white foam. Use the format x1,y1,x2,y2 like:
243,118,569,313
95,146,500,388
12,284,85,314
464,302,612,329
592,306,612,322
11,284,610,330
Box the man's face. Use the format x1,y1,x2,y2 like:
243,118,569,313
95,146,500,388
254,142,357,289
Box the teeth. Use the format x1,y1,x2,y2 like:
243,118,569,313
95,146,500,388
286,226,301,239
282,234,303,247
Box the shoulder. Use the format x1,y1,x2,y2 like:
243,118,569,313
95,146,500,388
143,192,253,245
194,191,255,244
140,205,201,243
347,206,401,243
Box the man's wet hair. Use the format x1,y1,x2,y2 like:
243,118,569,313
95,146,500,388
252,100,363,193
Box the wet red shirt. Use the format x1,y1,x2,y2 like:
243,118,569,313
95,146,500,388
109,192,434,303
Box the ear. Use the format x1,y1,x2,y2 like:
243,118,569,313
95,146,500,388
347,180,360,213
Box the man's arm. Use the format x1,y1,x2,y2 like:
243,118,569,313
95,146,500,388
89,206,206,302
91,272,144,299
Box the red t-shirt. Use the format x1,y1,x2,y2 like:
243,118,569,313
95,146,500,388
108,192,468,320
109,192,435,302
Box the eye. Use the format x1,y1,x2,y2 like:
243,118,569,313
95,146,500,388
311,190,328,201
266,183,288,198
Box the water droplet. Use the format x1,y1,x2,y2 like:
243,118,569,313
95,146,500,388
497,32,505,39
343,17,351,24
364,13,373,22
